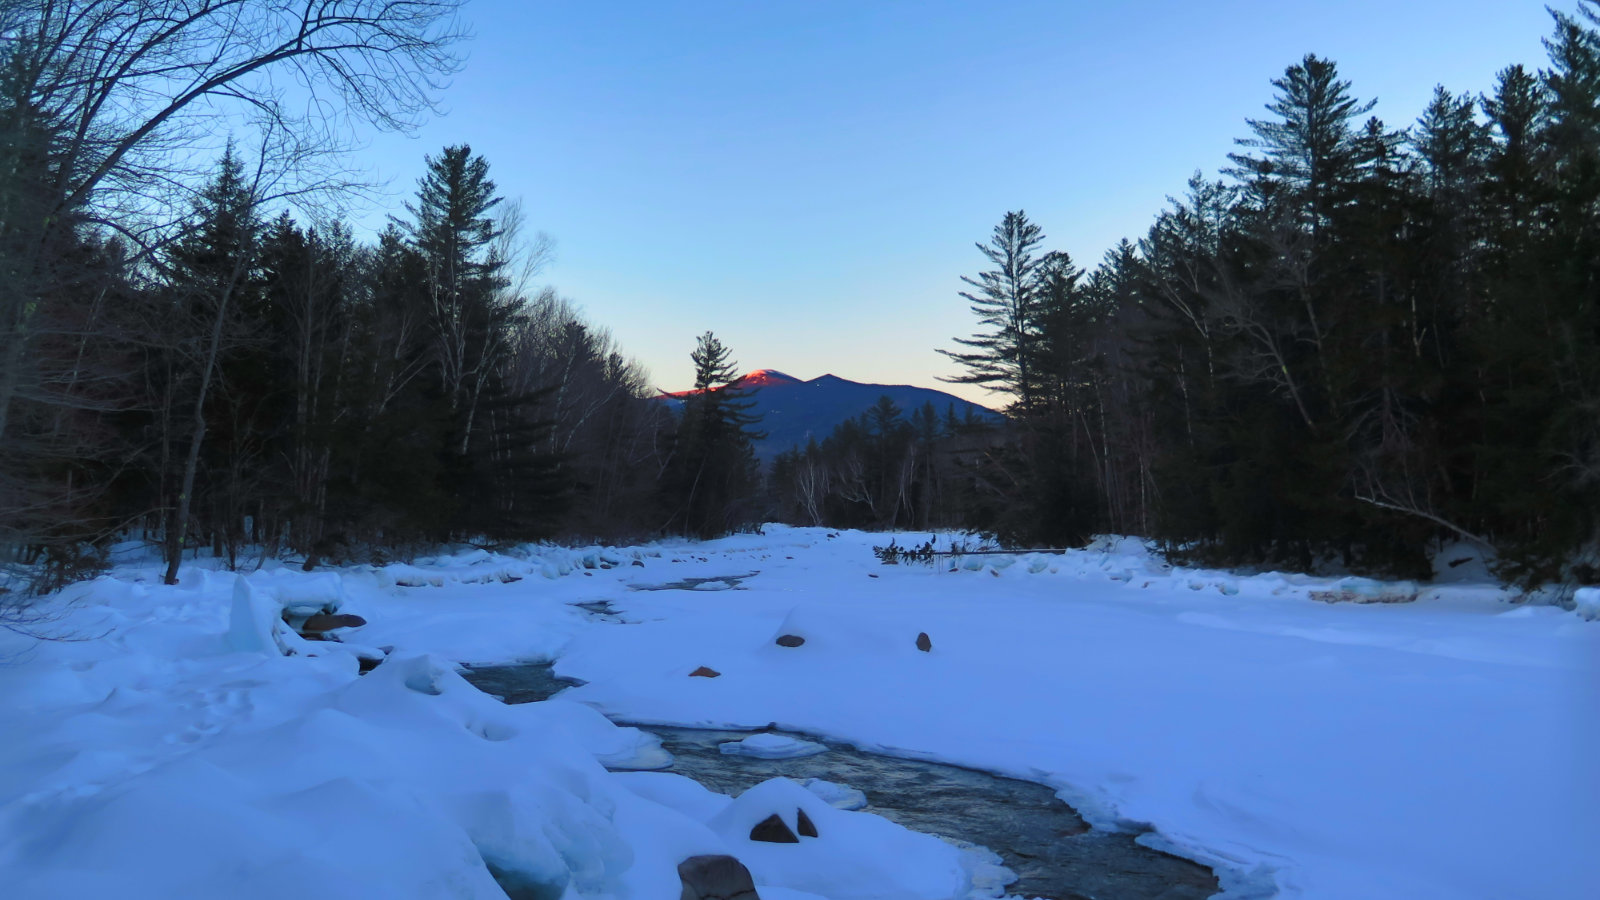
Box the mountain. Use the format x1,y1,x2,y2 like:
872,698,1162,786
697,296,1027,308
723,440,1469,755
660,369,1003,463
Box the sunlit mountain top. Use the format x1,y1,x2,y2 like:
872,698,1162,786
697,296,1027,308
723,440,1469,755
657,370,1001,462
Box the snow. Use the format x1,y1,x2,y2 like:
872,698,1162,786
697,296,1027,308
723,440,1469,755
553,529,1600,899
720,733,829,759
705,776,968,900
804,778,868,811
2,528,1596,899
1576,587,1600,622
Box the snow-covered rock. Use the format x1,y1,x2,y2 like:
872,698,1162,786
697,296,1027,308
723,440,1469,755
706,778,966,900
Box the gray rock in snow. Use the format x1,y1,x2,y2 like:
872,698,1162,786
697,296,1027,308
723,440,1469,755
749,813,799,843
678,854,761,899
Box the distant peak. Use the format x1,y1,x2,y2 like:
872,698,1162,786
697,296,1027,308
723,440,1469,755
659,368,800,399
736,369,801,388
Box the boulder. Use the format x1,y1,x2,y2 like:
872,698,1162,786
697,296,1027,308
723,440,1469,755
690,666,721,678
749,813,799,843
774,634,805,648
301,612,367,633
677,854,761,900
796,807,818,838
915,632,932,652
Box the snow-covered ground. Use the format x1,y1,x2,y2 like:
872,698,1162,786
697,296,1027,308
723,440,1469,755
2,527,1595,899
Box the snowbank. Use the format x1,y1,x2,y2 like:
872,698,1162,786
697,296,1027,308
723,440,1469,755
4,526,1596,899
554,526,1600,899
0,546,1000,900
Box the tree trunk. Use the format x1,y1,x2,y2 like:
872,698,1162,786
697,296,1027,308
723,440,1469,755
163,276,239,585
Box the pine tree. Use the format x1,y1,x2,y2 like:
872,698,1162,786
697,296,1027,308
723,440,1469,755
404,145,507,423
0,49,135,583
160,146,262,583
939,211,1047,414
1229,54,1375,240
666,332,764,538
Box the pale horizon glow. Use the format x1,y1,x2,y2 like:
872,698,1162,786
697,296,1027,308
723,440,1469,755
344,0,1561,405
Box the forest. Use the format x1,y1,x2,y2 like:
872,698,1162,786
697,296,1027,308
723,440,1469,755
2,0,1597,601
0,1,768,603
771,4,1600,587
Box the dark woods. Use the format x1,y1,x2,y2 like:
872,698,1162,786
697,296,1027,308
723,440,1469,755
0,1,734,598
901,6,1600,585
4,135,681,590
766,398,1000,535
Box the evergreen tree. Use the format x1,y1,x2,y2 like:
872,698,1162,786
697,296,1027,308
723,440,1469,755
1229,54,1376,239
0,46,138,585
160,145,263,582
939,211,1047,413
404,144,507,427
665,332,764,538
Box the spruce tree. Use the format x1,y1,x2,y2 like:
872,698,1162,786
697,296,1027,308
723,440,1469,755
160,146,263,582
1229,54,1376,239
404,144,506,420
667,332,764,538
939,210,1047,414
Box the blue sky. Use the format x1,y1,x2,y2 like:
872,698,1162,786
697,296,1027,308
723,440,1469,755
354,0,1562,403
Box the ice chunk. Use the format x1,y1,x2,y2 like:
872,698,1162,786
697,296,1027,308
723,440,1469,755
226,577,281,655
803,778,867,811
1576,587,1600,621
719,733,828,759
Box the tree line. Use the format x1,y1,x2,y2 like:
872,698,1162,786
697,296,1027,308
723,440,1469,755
914,4,1600,585
0,1,770,601
6,1,1597,599
766,398,999,533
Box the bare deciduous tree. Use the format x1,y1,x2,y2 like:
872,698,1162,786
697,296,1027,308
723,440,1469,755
2,0,464,438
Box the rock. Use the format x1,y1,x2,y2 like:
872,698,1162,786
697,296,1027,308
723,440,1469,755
300,612,366,633
677,854,761,900
796,807,818,838
774,634,805,648
916,631,932,652
690,666,721,678
632,559,646,567
749,813,798,843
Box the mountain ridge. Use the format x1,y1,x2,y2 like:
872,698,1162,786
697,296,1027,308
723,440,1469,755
658,370,1002,463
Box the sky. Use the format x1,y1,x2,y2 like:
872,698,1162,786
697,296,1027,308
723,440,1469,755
350,0,1564,403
